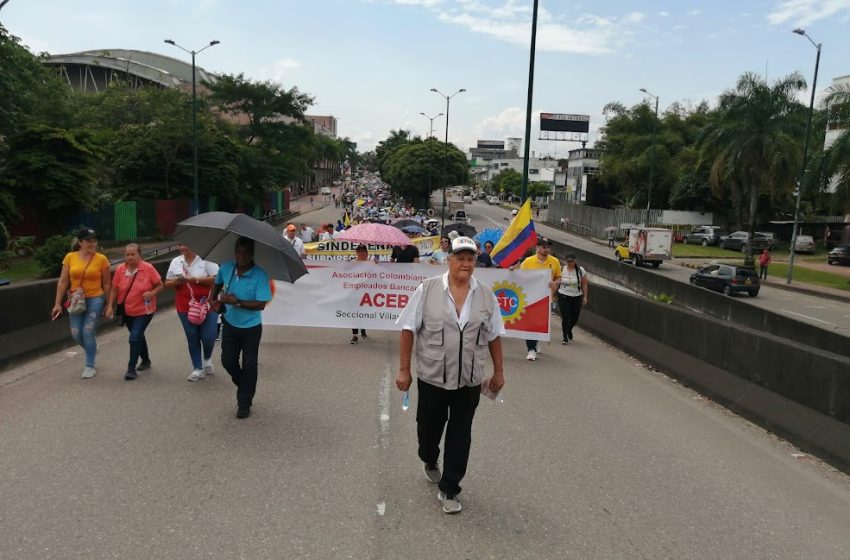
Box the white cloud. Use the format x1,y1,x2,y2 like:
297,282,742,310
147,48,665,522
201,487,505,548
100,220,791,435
373,0,647,54
689,10,701,16
658,11,670,17
767,0,850,25
257,57,301,83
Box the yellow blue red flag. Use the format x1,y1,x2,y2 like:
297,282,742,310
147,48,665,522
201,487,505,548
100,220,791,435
490,199,536,268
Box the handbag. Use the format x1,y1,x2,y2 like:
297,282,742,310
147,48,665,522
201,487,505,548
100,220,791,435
115,266,139,326
186,280,209,325
64,255,94,315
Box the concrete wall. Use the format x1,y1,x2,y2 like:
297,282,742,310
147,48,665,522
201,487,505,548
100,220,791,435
0,260,176,371
581,283,850,472
545,236,850,360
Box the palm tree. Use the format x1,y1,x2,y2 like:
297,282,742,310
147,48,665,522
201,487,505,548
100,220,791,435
699,72,806,264
821,83,850,220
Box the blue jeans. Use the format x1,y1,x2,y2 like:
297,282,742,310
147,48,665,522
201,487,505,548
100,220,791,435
69,295,105,368
177,311,219,370
124,314,153,370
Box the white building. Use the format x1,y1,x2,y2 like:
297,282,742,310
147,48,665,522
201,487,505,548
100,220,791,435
565,148,602,202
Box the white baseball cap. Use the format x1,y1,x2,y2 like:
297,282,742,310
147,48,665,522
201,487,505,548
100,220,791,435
450,236,477,254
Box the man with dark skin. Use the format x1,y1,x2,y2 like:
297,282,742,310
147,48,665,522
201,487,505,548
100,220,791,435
209,237,272,419
396,236,505,514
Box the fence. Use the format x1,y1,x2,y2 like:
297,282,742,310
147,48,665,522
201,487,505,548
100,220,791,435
10,191,292,243
548,200,663,239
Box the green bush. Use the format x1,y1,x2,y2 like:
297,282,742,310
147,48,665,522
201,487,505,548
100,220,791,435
34,235,74,278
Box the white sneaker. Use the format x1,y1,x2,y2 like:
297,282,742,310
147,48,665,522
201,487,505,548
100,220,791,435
437,490,462,514
81,366,96,379
535,344,542,355
187,369,205,382
526,349,537,361
202,358,214,376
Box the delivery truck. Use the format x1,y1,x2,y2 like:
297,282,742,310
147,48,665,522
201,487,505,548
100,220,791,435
614,227,673,268
448,199,468,222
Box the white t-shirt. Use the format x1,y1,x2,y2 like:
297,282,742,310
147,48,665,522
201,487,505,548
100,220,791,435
166,254,219,280
299,227,314,243
558,266,585,297
319,231,332,241
284,235,305,257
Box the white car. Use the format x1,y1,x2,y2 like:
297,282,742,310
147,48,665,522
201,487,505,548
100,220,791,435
795,235,816,254
488,196,500,205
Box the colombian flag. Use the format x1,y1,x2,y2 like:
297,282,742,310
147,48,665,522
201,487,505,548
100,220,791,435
490,199,536,268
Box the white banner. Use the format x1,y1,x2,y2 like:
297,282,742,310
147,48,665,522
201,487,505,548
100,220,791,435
264,262,552,341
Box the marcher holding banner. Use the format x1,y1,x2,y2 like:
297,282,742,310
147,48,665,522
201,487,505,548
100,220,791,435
350,244,371,344
519,237,561,361
396,236,505,515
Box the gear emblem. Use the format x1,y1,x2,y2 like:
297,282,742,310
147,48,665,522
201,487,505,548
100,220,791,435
492,281,527,325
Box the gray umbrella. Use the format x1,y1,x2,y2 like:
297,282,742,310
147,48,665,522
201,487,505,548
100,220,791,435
174,212,307,283
392,219,421,229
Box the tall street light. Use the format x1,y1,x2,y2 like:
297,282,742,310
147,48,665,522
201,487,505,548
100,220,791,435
164,39,220,215
787,28,822,284
419,112,444,138
430,88,466,227
639,88,659,226
519,0,539,204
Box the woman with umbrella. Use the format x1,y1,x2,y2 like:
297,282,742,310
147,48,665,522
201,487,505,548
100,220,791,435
209,237,272,419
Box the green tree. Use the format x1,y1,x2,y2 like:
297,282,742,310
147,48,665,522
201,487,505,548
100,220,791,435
375,129,412,177
0,24,71,139
811,84,850,218
0,125,100,215
491,168,522,194
382,138,468,205
698,72,807,264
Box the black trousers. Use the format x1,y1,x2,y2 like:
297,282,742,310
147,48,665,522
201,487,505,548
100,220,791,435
759,265,768,280
557,293,583,341
416,378,481,496
221,321,262,408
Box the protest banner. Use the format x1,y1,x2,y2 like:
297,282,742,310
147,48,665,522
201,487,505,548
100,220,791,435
264,262,551,341
303,236,440,262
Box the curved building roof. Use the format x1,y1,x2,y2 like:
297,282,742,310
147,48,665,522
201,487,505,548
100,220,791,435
44,49,216,89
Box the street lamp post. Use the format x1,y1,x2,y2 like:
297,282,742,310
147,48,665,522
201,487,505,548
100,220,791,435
419,112,444,138
639,88,659,226
430,89,466,227
519,0,540,204
164,38,220,215
787,28,822,284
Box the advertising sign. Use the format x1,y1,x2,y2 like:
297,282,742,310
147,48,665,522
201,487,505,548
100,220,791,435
539,113,591,133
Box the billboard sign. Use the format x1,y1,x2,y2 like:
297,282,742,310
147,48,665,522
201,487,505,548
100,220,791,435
477,140,505,149
540,113,590,133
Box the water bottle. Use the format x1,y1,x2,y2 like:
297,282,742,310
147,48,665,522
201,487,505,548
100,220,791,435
144,297,153,315
401,391,410,411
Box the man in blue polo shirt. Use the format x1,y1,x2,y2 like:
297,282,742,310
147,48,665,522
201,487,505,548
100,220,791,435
209,237,272,419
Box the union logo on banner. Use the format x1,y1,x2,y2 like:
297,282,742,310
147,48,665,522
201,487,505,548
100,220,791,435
492,281,527,325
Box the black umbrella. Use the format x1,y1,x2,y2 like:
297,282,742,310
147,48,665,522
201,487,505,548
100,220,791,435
392,219,421,230
441,223,477,238
174,212,307,283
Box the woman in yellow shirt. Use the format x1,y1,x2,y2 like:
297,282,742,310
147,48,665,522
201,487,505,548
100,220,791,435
51,227,112,379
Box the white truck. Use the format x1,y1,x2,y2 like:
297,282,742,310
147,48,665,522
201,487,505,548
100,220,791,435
448,199,468,222
615,227,673,268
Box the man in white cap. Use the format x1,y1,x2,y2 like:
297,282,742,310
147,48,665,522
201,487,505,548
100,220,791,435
396,236,505,514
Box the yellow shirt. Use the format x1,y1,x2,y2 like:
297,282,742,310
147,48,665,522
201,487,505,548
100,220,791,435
63,252,110,297
519,254,562,281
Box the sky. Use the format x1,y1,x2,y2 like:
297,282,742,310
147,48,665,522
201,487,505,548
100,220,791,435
2,0,850,155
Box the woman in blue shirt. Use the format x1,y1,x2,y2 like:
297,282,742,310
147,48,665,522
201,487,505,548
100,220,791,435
209,237,272,419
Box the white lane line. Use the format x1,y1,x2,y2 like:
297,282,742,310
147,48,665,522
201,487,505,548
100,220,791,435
806,305,829,310
378,364,391,449
779,309,834,325
376,502,386,516
484,215,505,227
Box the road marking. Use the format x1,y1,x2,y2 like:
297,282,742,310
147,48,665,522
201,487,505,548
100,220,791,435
806,305,829,310
378,364,391,449
484,215,504,227
376,502,386,516
779,309,834,325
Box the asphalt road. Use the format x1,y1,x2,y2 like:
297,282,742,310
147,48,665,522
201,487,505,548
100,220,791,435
465,200,850,336
2,201,850,559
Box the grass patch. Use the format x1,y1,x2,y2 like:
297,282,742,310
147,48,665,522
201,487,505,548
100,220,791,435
766,263,850,291
0,257,43,283
673,244,745,258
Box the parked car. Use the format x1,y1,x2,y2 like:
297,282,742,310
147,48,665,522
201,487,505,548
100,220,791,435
755,231,777,249
488,196,500,205
690,264,760,297
794,235,816,254
718,231,770,253
828,245,850,266
683,226,727,246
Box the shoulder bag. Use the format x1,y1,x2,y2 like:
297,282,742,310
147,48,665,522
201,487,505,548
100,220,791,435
64,255,95,315
115,267,139,326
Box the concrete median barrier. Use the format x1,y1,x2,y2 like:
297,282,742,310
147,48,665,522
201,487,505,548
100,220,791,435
580,283,850,473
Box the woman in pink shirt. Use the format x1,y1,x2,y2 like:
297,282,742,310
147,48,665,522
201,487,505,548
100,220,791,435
107,244,164,380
